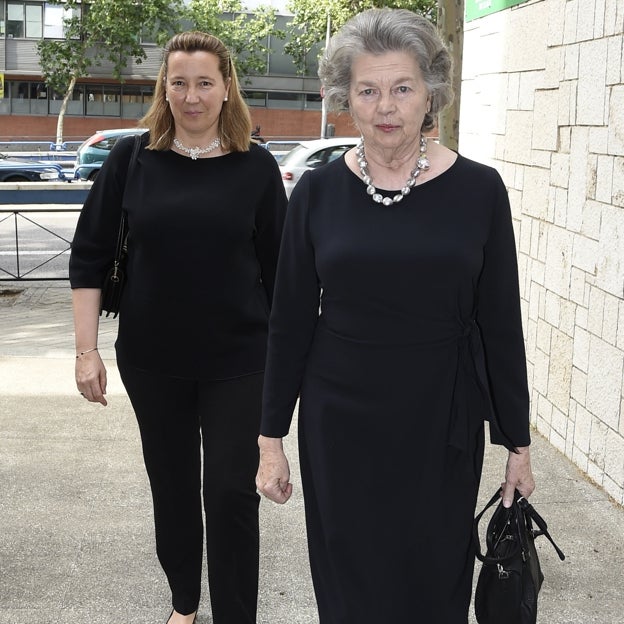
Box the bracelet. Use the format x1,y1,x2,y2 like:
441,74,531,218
76,347,98,359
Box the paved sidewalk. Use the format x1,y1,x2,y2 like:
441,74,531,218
1,283,623,623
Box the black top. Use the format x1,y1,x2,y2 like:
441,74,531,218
260,153,530,449
70,134,287,379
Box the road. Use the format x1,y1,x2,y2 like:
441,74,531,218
0,208,79,280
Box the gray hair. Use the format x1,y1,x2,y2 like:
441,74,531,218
318,8,453,132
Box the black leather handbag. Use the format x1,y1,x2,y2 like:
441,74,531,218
473,489,565,624
100,134,141,318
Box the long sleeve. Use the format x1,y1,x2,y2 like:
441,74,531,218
254,157,287,305
477,171,531,448
69,135,137,288
260,172,321,437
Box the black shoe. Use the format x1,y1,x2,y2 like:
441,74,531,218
166,609,198,624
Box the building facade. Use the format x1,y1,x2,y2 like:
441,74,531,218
0,3,354,141
460,0,624,504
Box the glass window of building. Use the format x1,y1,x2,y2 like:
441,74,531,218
244,91,267,108
305,92,322,111
121,84,154,119
49,85,85,115
86,85,121,116
268,15,297,76
7,2,25,37
6,1,43,37
267,91,303,110
25,2,42,37
44,3,65,38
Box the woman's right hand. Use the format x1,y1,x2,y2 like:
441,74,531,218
256,435,293,504
72,288,107,406
76,350,108,406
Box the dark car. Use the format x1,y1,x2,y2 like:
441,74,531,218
0,154,64,182
74,127,147,181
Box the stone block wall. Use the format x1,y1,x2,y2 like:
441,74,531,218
460,0,624,504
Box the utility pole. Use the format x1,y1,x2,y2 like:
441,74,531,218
437,0,464,151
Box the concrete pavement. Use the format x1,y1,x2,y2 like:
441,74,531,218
1,282,623,623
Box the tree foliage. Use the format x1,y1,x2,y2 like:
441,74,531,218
37,0,183,95
37,0,184,143
187,0,279,78
284,0,438,72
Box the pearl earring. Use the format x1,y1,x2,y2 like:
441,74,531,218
224,97,228,101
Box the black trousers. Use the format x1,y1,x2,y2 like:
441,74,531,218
118,359,262,623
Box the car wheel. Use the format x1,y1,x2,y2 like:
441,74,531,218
88,170,99,181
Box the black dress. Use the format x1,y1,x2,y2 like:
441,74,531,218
260,154,531,623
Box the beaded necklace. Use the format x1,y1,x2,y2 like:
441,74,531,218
356,136,430,206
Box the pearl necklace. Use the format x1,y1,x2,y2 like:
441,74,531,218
356,136,430,206
173,137,221,160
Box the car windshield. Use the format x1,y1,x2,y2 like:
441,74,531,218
279,144,310,166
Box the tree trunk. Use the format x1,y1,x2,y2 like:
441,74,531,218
55,75,76,149
437,0,464,151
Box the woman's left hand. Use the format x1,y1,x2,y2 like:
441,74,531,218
501,445,535,507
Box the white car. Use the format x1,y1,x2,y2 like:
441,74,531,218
279,137,359,197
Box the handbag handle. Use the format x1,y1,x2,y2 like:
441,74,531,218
517,496,566,560
473,489,521,564
474,488,566,564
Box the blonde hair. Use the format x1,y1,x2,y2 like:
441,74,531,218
140,31,252,152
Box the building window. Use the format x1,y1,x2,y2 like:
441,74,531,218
267,92,303,110
267,15,297,76
305,92,322,111
49,84,85,115
243,91,267,108
86,85,121,116
121,84,154,119
6,1,43,38
243,90,321,111
5,80,44,114
25,2,41,36
43,3,66,38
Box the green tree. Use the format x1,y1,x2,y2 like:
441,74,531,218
284,0,438,72
37,0,184,147
186,0,279,79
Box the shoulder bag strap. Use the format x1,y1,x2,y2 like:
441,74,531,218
113,134,142,266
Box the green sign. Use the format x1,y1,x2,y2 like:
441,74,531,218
465,0,529,21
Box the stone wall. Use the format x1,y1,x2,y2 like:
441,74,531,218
460,0,624,504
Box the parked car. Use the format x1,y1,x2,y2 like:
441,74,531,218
74,127,147,181
262,140,303,164
0,154,65,182
279,137,359,197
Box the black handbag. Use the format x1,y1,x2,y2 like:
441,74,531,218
100,134,142,318
473,488,565,624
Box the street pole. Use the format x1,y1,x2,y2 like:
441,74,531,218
320,10,331,138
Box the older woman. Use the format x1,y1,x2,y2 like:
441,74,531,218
256,8,534,623
70,31,286,624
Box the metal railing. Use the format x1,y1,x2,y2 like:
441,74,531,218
0,140,83,152
0,207,79,281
